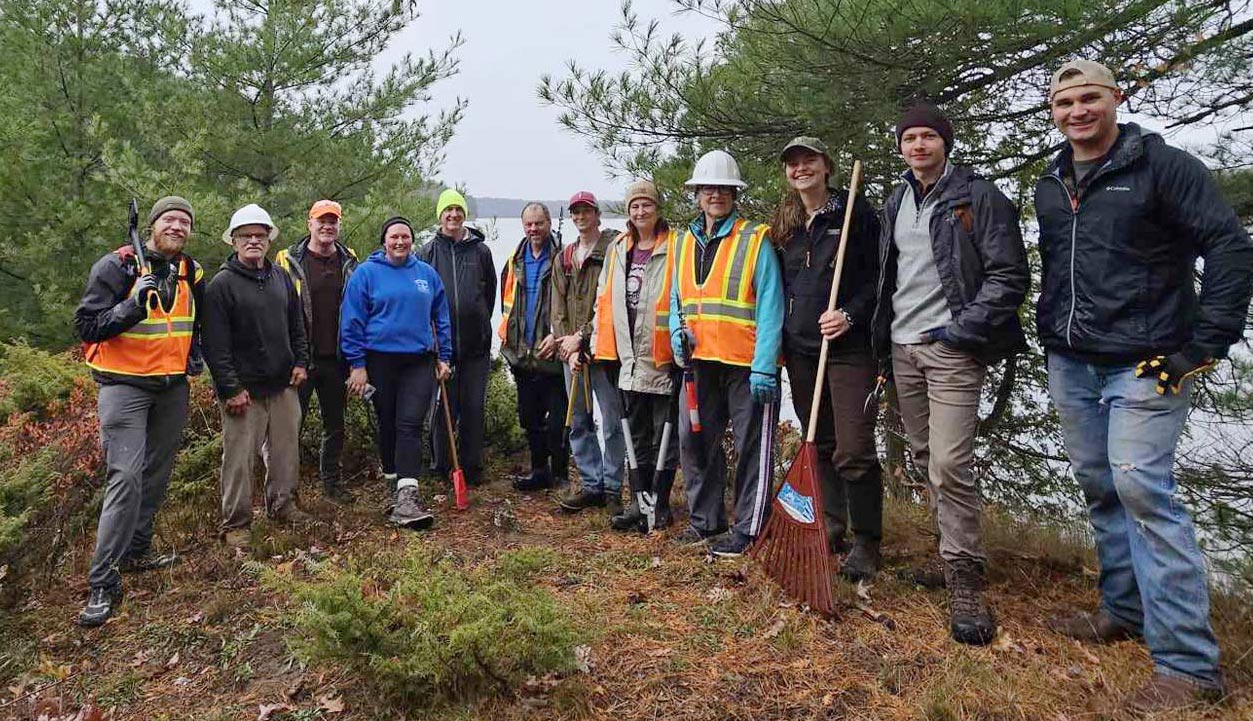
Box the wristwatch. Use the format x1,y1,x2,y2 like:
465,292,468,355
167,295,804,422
839,309,853,328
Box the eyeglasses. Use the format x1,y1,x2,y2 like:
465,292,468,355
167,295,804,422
697,186,735,197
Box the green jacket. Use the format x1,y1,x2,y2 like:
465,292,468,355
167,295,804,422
500,234,563,375
551,228,619,340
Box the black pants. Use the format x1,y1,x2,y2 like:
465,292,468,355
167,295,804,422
785,350,883,545
298,355,347,483
623,389,679,471
512,367,568,482
367,352,435,481
432,352,490,483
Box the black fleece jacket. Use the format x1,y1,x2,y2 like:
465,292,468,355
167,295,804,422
202,256,308,400
777,189,880,359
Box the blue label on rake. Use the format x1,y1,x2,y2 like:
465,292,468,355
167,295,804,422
778,482,815,524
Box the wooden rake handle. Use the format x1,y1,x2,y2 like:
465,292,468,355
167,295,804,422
805,160,864,444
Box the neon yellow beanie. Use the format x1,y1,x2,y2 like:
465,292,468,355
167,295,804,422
436,188,469,220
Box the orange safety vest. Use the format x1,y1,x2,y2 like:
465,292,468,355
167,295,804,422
85,251,198,377
673,218,769,368
498,260,516,341
593,230,675,366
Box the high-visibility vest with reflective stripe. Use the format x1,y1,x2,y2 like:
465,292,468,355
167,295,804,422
674,218,769,367
497,261,517,341
86,254,197,377
593,230,676,366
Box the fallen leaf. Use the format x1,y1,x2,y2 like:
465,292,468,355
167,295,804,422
650,556,662,568
184,612,204,625
573,645,593,673
704,586,732,603
1074,643,1101,665
257,702,292,720
855,580,873,603
646,648,673,658
75,703,105,721
174,677,192,687
317,694,345,714
991,632,1023,653
166,652,180,668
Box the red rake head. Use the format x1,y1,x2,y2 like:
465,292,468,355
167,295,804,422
749,442,836,616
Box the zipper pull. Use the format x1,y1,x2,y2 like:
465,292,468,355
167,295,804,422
1070,194,1079,212
804,249,811,268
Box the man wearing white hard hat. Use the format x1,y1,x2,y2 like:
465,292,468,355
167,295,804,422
203,204,310,550
668,150,784,557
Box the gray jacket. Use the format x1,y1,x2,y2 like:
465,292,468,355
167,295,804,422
591,229,675,396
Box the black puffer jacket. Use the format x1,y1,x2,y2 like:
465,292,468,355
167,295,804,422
417,226,496,362
872,164,1029,365
1035,123,1253,364
777,190,880,359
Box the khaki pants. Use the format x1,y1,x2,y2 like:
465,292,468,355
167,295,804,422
891,342,986,563
219,387,301,531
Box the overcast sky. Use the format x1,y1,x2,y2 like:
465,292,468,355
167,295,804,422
389,1,719,201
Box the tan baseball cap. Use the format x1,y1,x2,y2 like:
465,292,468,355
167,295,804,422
1050,59,1118,100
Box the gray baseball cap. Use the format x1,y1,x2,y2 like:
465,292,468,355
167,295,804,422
779,136,831,161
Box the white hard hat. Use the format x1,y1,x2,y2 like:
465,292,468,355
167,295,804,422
222,203,279,245
684,149,748,189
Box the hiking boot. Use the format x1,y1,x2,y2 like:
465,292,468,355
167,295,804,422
77,585,124,627
652,468,676,529
672,525,719,546
389,485,434,530
1047,609,1139,644
322,478,355,504
1123,673,1224,715
709,531,754,558
839,538,881,582
558,489,605,513
896,558,947,589
945,559,996,646
512,470,554,492
119,550,179,574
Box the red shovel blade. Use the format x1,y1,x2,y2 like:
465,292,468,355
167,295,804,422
452,469,469,510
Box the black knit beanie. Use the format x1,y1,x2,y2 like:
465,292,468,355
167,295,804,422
895,102,954,153
378,215,414,244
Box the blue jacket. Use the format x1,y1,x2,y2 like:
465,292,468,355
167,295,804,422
668,211,784,377
340,250,452,367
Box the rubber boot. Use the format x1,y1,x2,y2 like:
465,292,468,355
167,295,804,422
652,468,676,529
610,464,653,531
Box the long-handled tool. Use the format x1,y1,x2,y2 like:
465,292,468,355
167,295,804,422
643,419,673,532
563,366,582,451
430,331,467,510
749,160,864,617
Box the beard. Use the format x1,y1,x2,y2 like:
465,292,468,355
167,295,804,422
150,232,187,258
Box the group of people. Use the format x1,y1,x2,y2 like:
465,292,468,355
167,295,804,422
72,59,1251,714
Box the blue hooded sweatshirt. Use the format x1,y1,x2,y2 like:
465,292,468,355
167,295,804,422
340,249,452,368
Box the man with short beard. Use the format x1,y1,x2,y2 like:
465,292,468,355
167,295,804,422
275,200,359,503
1037,60,1253,713
74,196,204,626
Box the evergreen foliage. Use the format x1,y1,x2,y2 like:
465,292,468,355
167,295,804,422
265,545,580,705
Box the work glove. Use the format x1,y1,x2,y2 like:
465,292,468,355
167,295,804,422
750,371,778,405
133,274,159,306
671,327,696,367
1134,353,1217,396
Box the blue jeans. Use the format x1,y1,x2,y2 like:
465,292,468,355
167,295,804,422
564,363,626,494
1047,353,1220,687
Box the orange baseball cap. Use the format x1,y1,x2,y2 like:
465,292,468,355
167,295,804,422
308,199,342,219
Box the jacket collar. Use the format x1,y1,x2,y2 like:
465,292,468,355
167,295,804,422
513,233,558,265
288,235,356,263
1045,122,1149,181
688,211,740,245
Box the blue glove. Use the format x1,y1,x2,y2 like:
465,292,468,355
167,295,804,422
671,327,696,367
750,372,777,404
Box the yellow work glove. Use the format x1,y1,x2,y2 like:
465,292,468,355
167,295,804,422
1133,353,1217,395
